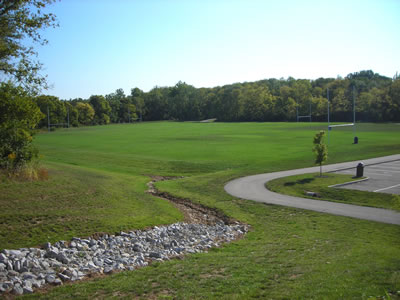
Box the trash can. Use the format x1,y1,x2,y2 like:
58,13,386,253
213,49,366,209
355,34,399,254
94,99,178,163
354,136,358,144
356,162,364,177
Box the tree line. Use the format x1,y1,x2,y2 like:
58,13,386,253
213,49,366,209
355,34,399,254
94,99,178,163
34,70,400,128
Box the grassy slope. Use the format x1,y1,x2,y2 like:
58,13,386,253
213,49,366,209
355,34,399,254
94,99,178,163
267,173,400,211
3,122,399,299
0,163,182,249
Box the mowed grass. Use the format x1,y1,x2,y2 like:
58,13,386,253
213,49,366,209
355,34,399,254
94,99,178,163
0,163,182,249
267,173,400,211
1,122,400,299
35,122,400,176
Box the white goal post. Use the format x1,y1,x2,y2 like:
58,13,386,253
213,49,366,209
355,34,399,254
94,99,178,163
327,87,357,144
328,123,354,130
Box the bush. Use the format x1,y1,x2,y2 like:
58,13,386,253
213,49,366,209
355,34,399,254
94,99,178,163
0,82,44,170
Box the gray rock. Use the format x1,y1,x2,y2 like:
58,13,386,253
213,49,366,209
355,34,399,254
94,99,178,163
23,280,32,289
13,260,21,272
132,243,142,252
149,252,162,259
23,286,34,294
53,278,63,285
6,260,13,271
49,260,63,268
0,283,11,292
0,254,7,263
45,274,56,283
8,270,19,277
57,252,70,264
22,272,36,280
9,250,23,258
58,273,70,282
31,279,42,288
45,247,59,259
40,260,50,269
13,285,24,295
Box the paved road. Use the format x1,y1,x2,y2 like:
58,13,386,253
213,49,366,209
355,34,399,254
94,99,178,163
224,154,400,225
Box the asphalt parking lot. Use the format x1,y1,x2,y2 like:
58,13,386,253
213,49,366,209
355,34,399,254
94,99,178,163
334,160,400,195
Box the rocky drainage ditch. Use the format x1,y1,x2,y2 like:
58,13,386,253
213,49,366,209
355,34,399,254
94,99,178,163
0,176,249,296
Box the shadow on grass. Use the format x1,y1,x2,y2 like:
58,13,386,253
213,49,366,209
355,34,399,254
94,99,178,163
284,177,315,186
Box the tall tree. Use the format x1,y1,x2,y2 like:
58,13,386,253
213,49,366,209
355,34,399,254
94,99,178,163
0,0,58,91
35,95,66,128
0,1,56,172
130,87,145,120
75,102,95,126
89,95,112,125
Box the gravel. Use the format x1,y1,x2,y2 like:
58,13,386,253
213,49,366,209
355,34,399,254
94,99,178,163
0,221,248,295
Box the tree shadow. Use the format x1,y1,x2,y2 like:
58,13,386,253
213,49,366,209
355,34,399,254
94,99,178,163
284,178,314,186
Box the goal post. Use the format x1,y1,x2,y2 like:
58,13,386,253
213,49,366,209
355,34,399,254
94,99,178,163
326,87,357,144
296,101,312,122
47,106,70,131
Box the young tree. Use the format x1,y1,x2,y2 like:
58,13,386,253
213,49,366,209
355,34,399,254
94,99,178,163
313,130,328,176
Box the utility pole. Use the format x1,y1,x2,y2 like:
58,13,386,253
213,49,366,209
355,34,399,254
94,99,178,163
327,88,330,145
47,106,50,132
353,86,356,138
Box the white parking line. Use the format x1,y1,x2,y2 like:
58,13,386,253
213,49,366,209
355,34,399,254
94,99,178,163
370,168,400,173
370,165,400,169
374,183,400,192
365,172,394,177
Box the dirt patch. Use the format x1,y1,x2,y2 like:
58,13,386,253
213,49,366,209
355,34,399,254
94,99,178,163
146,176,236,225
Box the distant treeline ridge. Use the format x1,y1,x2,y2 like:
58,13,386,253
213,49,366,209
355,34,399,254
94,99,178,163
35,70,400,127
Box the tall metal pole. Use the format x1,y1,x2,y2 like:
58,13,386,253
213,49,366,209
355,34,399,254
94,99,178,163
327,88,330,145
327,88,330,124
47,106,50,132
353,86,356,138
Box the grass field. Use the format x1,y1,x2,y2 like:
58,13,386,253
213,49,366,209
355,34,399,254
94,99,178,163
1,122,400,299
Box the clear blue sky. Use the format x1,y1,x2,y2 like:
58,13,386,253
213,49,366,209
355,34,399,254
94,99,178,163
37,0,400,99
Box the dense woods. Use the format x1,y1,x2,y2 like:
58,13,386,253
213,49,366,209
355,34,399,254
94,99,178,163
37,70,400,128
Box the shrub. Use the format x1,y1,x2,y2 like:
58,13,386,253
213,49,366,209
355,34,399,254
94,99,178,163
0,82,44,170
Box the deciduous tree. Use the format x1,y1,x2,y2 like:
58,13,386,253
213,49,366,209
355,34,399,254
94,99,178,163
0,83,44,169
313,131,328,176
0,0,58,92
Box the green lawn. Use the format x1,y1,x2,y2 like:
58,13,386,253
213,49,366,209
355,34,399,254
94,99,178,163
266,172,400,212
1,122,400,299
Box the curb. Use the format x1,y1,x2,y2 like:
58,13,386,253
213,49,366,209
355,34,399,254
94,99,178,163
328,177,369,188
